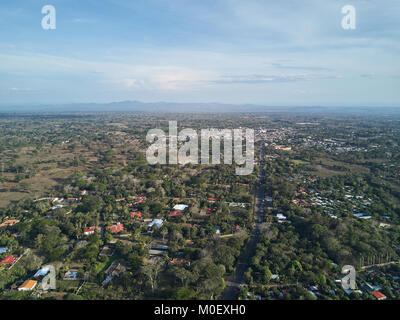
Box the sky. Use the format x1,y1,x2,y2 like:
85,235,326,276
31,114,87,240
0,0,399,107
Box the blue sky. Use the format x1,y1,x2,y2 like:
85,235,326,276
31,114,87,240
0,0,399,106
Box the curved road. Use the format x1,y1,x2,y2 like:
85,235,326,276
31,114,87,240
222,145,266,300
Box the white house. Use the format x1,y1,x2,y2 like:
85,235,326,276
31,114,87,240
173,204,188,211
148,219,164,229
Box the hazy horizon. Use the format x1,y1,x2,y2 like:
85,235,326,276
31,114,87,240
1,0,400,108
1,100,400,115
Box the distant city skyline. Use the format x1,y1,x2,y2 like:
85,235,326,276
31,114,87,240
1,0,400,107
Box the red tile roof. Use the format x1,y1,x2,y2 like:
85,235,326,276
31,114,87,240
0,255,16,264
106,223,124,233
170,211,183,217
83,227,96,234
131,211,142,218
171,258,190,265
372,291,386,300
0,219,20,228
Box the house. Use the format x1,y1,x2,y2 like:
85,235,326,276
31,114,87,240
227,202,248,208
106,223,124,233
207,198,218,202
308,290,317,298
112,213,120,219
344,289,362,296
148,219,164,229
81,190,88,196
64,270,78,280
149,249,167,256
0,219,20,228
83,226,96,236
353,213,372,220
237,183,249,187
371,291,386,300
171,258,190,266
170,211,183,217
379,222,391,228
100,246,114,256
115,198,126,202
206,208,213,213
0,255,16,264
0,247,7,254
103,261,127,285
106,261,127,276
274,145,292,151
131,211,142,218
173,204,188,211
276,213,287,220
18,280,37,291
292,199,312,207
151,244,169,251
34,267,50,278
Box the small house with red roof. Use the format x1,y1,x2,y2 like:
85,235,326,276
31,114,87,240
171,258,191,266
0,219,20,228
0,255,16,264
83,227,96,236
371,291,387,300
106,223,124,233
131,211,142,218
170,211,183,217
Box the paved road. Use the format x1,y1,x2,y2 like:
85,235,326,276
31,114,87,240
222,145,266,300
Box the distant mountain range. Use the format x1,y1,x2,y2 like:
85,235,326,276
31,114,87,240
1,101,399,114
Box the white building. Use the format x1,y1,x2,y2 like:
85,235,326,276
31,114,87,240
173,204,188,211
